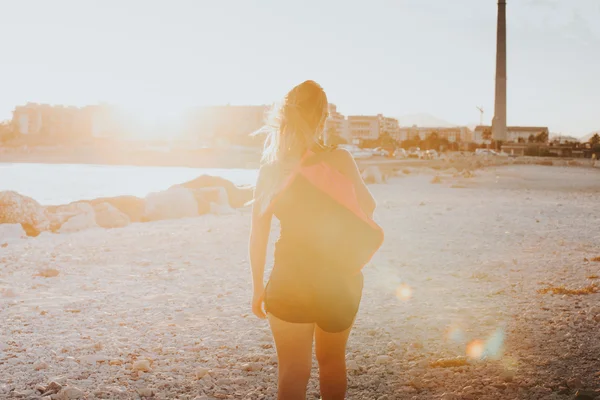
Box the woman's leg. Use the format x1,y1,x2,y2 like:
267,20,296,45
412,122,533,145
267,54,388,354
268,313,315,400
314,324,354,400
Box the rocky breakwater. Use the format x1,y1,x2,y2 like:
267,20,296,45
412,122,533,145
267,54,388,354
0,175,254,239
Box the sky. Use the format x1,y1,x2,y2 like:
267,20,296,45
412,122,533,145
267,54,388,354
1,0,599,137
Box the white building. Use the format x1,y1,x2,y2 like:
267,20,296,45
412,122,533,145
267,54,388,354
396,126,472,143
347,115,381,142
473,125,549,144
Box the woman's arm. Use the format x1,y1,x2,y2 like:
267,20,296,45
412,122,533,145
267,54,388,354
248,165,274,318
330,149,377,217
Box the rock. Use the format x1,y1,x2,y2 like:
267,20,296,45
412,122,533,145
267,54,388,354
137,387,155,397
462,385,475,394
501,369,516,382
567,377,582,389
375,355,392,365
347,360,359,371
79,354,107,365
177,175,253,208
195,367,210,379
440,393,459,400
144,187,198,221
0,191,49,235
210,203,235,215
81,196,146,222
35,268,60,278
47,202,93,231
0,223,27,240
92,202,130,228
57,386,84,400
132,359,151,372
241,362,262,372
574,390,597,399
34,360,49,370
193,187,229,206
362,166,384,184
45,381,63,394
58,210,97,233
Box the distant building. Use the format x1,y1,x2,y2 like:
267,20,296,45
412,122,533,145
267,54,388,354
11,102,120,139
323,103,349,141
473,125,549,144
381,117,400,138
346,114,399,143
396,126,472,143
347,115,381,142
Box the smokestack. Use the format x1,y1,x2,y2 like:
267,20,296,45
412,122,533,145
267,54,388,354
492,0,507,143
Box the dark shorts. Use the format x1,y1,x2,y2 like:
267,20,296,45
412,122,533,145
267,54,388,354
264,261,363,333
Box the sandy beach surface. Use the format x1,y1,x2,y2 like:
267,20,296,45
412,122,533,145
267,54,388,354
1,165,599,399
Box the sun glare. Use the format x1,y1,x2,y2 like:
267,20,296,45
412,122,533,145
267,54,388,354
396,283,413,301
120,102,187,140
466,339,485,360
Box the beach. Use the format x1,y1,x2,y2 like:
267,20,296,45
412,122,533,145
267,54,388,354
1,164,600,399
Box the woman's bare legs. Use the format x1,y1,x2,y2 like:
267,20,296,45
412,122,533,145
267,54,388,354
268,314,315,400
315,324,354,400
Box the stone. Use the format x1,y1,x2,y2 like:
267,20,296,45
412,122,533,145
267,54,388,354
574,390,597,400
144,187,198,221
0,191,49,235
241,362,262,372
375,355,392,365
501,369,516,382
347,360,359,371
431,175,442,184
45,381,63,394
177,175,253,208
567,377,582,389
58,211,98,233
195,367,210,379
137,387,155,397
440,393,459,400
35,268,60,278
362,166,384,184
192,187,229,206
47,202,93,231
34,360,49,370
79,354,107,365
132,359,151,372
210,203,235,215
0,223,27,240
81,196,146,222
57,386,84,399
92,202,130,228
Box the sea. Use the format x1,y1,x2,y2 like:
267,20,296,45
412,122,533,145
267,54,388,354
0,163,258,205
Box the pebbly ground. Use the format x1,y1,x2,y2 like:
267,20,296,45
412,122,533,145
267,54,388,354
1,165,599,400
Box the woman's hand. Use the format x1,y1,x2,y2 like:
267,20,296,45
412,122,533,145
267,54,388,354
252,286,266,319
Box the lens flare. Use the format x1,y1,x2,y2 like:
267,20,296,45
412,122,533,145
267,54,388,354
483,328,505,359
466,339,485,360
445,326,466,344
396,283,413,301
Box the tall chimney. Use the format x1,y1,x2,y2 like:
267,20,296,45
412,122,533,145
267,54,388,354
492,0,507,143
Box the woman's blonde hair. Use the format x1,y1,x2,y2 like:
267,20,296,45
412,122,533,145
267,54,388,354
261,80,328,164
255,80,329,213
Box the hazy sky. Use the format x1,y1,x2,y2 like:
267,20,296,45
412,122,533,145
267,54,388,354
1,0,598,136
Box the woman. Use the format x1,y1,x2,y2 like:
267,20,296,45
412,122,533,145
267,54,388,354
249,80,377,400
